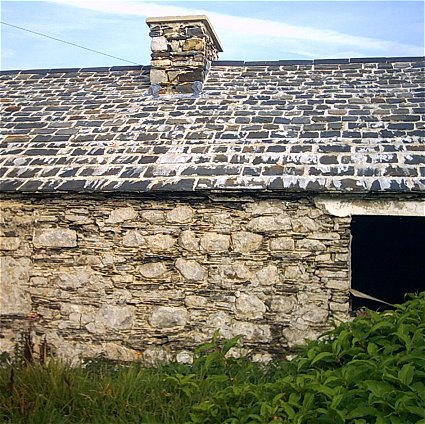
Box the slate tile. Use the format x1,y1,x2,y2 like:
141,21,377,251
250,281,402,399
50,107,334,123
300,132,319,138
362,132,379,138
142,165,177,179
404,155,425,165
341,131,361,138
253,155,279,165
388,179,410,191
291,145,312,153
321,131,341,138
388,56,425,62
24,148,59,156
6,167,42,178
39,167,61,177
267,145,286,153
350,57,387,63
262,165,285,175
16,180,45,192
230,154,247,164
56,180,88,191
243,167,261,177
149,179,196,191
213,154,229,163
110,65,144,71
80,67,110,72
410,130,425,137
319,156,339,165
384,166,417,177
108,180,152,192
181,165,241,176
71,148,88,156
279,60,313,65
305,180,327,191
317,143,351,153
212,60,245,66
15,122,47,129
247,131,269,139
314,59,350,64
49,68,80,73
138,155,158,164
0,179,26,191
20,69,50,74
0,167,10,178
338,178,364,190
370,180,382,191
357,168,380,177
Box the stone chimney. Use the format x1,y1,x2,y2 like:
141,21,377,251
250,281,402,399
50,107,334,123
146,15,223,95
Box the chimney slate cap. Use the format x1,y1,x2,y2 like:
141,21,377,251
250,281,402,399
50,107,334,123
146,15,223,52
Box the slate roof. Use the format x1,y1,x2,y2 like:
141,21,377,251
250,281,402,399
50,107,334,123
1,57,424,194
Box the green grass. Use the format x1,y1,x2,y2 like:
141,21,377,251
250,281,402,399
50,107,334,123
1,293,424,423
0,332,269,423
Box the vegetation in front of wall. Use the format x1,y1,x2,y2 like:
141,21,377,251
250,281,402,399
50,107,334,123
1,293,424,424
190,292,425,424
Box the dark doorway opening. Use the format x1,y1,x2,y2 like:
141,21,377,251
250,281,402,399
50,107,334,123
350,215,425,311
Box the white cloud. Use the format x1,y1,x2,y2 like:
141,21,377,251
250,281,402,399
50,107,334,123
48,0,423,58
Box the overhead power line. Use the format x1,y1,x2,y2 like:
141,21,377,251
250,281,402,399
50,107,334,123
1,21,142,66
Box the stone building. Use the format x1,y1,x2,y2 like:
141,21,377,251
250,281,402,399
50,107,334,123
1,16,424,363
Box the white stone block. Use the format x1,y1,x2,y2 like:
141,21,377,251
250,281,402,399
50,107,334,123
235,293,266,319
200,232,230,252
0,257,31,315
33,228,77,248
151,36,168,51
175,258,206,281
149,306,188,328
0,237,20,251
139,262,167,279
106,207,137,224
166,205,194,223
231,231,263,253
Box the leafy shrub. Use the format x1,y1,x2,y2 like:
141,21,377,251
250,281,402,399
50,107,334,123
189,293,425,423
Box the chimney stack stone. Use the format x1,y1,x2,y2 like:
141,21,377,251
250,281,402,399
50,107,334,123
146,15,222,95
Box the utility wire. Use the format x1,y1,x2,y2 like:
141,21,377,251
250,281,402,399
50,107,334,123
1,21,142,66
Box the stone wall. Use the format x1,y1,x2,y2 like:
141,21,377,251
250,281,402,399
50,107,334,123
0,194,351,363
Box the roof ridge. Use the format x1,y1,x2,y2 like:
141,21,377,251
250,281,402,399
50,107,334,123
0,65,148,75
213,56,425,66
1,56,423,75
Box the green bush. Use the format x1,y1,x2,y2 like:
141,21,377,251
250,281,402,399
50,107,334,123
190,293,425,424
0,293,424,423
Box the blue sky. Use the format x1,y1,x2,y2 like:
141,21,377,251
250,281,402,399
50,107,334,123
1,0,424,70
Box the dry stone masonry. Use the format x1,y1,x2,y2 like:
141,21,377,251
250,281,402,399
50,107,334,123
0,195,351,363
0,15,424,363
